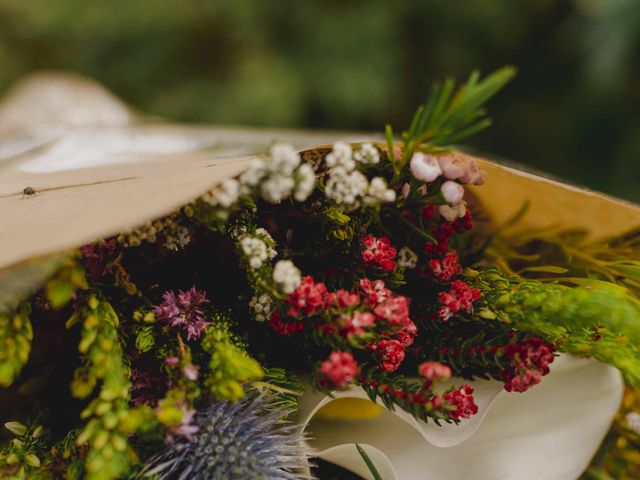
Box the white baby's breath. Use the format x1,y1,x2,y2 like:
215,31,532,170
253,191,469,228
273,260,301,294
240,236,269,269
354,143,380,165
325,142,356,171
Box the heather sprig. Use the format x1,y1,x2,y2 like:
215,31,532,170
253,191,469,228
0,303,32,387
137,393,308,480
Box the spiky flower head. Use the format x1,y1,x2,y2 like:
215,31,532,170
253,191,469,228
138,394,308,480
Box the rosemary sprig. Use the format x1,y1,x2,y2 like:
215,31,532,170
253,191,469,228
388,66,516,180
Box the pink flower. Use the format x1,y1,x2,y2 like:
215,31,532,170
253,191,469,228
183,364,200,381
325,289,360,309
444,385,478,420
319,351,359,389
371,339,406,372
419,361,452,382
153,286,210,341
361,235,397,271
269,310,303,336
342,311,375,337
165,404,199,443
459,158,486,185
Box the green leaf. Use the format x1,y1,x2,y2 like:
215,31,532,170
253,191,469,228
356,443,383,480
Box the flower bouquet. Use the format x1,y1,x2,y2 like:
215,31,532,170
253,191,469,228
0,67,639,480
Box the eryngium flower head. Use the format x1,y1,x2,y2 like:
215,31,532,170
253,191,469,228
138,394,308,480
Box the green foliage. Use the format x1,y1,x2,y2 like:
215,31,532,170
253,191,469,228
45,256,88,309
0,303,32,387
201,321,264,402
356,444,383,480
467,267,640,384
71,295,153,480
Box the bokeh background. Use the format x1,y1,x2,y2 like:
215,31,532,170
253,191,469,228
0,0,638,201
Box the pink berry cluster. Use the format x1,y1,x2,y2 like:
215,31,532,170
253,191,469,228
443,385,478,420
361,235,397,271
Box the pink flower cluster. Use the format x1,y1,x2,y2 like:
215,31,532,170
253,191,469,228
502,338,556,393
153,286,210,341
443,385,478,420
361,235,397,271
429,251,462,282
437,280,481,320
318,351,359,389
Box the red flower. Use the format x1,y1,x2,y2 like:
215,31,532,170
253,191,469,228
374,296,411,326
319,351,359,389
359,278,391,306
286,276,328,317
428,251,462,282
361,235,397,271
269,311,303,336
437,280,481,320
444,385,478,420
502,338,556,393
371,339,406,372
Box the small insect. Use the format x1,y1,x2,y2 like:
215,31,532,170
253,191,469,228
21,186,39,199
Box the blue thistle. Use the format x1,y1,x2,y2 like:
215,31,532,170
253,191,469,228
138,394,308,480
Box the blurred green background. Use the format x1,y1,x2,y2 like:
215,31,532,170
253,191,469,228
0,0,638,201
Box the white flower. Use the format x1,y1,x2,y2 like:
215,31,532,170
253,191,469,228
249,294,273,322
325,142,355,171
397,247,418,269
260,173,295,204
299,355,623,480
325,167,368,210
410,152,442,183
270,143,301,174
202,178,240,208
294,163,316,202
240,236,269,269
273,260,301,294
626,412,640,435
354,143,380,165
255,227,277,259
240,158,267,187
440,180,464,204
459,158,486,185
365,177,396,205
438,203,467,222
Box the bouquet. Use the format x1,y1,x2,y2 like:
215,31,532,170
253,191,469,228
1,67,639,480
